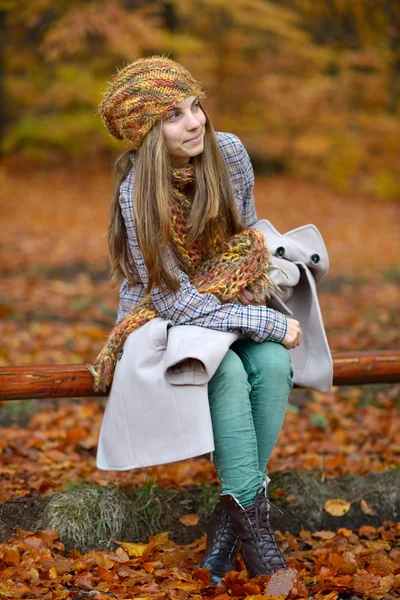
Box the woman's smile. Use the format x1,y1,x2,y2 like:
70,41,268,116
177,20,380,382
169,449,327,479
185,132,202,143
162,95,207,165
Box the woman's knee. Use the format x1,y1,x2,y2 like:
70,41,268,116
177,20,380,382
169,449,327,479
235,339,293,385
208,349,250,405
210,349,248,385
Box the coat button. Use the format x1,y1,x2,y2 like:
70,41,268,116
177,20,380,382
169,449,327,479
275,246,285,257
311,253,320,264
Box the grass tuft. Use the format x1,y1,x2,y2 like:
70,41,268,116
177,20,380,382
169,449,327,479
42,483,132,552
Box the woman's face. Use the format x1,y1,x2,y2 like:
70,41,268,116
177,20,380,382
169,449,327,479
162,95,206,166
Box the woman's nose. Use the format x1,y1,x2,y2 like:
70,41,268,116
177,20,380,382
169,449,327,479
185,112,201,129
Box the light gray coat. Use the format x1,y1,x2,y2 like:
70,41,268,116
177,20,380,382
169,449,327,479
96,220,332,471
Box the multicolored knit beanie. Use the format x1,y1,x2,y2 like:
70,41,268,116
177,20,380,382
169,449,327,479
98,56,206,150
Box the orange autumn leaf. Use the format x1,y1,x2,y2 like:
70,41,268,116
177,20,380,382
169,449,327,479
143,561,155,573
246,596,284,600
65,426,89,446
360,499,376,515
74,570,96,590
359,525,378,539
0,580,31,598
352,570,383,595
192,568,211,584
179,513,200,527
324,498,352,516
3,547,20,566
312,530,336,540
366,553,396,576
328,552,358,575
114,541,148,557
266,567,308,597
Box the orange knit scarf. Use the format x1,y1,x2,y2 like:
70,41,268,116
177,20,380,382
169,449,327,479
88,166,276,392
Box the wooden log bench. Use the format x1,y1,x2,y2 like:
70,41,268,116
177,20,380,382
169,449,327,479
0,351,399,401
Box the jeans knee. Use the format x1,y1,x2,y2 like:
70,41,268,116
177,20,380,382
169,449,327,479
236,340,293,387
265,343,293,383
209,349,249,389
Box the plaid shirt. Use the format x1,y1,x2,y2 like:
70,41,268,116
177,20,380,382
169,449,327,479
116,132,287,343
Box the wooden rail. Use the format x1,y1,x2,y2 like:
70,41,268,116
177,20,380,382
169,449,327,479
0,351,399,402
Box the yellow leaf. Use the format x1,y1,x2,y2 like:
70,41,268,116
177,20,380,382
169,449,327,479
49,567,58,580
324,498,352,516
0,580,30,598
114,541,148,557
179,513,200,527
360,499,375,515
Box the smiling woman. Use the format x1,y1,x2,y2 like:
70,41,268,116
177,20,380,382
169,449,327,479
162,96,206,165
94,55,304,584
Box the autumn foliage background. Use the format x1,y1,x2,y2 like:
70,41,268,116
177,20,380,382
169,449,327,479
0,1,399,598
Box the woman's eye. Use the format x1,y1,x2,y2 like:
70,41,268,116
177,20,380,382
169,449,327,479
167,111,180,121
192,102,200,111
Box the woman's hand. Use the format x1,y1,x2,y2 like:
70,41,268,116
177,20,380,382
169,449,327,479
237,290,302,349
238,288,257,306
282,318,302,350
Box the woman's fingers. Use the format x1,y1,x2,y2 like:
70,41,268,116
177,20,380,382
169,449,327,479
282,318,303,350
238,288,257,306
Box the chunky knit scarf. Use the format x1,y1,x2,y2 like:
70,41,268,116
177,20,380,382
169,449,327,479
88,165,277,392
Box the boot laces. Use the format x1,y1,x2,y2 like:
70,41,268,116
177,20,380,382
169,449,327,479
249,485,286,561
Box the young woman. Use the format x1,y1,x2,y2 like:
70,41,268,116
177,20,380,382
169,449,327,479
94,56,302,583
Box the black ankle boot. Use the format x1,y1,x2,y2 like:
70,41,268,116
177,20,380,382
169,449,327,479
200,501,240,584
219,486,287,578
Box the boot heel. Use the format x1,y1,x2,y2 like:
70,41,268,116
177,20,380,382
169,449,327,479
200,501,240,584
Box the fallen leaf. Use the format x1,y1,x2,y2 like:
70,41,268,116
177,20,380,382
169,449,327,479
0,580,31,598
313,530,336,540
360,499,376,515
324,498,352,516
3,547,20,566
179,513,200,527
114,541,148,557
192,568,210,583
266,567,307,597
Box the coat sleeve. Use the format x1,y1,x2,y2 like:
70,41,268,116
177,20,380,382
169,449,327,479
119,184,287,343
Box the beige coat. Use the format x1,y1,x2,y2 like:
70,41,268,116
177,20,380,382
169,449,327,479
96,220,332,471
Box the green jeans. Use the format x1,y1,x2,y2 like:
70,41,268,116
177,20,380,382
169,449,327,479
208,338,293,506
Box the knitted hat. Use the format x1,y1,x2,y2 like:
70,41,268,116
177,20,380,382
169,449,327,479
99,56,205,150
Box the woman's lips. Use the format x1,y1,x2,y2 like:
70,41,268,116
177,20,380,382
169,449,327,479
185,133,202,143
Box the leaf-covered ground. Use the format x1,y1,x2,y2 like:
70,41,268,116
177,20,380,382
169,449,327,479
1,525,399,600
0,163,399,598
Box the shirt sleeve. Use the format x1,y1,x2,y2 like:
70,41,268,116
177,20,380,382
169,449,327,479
119,175,287,344
216,132,258,227
239,139,259,227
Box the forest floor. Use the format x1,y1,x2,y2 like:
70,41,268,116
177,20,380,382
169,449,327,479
0,161,399,599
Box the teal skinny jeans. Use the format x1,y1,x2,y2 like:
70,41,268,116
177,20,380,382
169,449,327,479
207,338,293,507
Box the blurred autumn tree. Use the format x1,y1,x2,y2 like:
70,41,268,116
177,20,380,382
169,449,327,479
1,0,400,198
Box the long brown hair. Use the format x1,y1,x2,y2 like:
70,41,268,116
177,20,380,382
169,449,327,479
107,104,244,292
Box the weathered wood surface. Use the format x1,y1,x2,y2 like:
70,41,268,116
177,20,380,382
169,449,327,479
0,351,399,401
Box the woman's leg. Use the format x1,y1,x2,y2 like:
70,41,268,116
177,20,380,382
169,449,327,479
217,339,292,578
231,338,293,477
202,348,261,582
207,348,264,507
204,341,292,581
